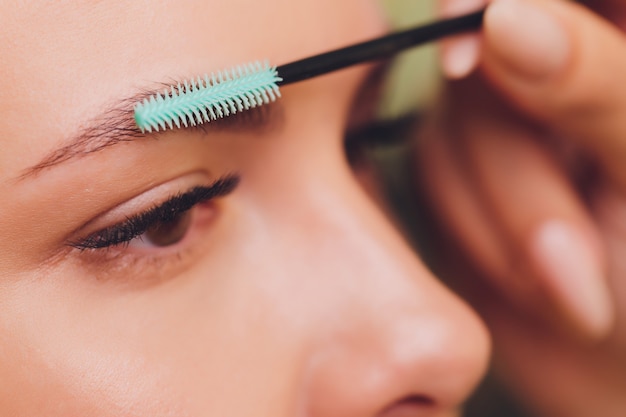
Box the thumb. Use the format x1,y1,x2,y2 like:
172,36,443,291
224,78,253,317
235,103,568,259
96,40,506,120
480,0,626,186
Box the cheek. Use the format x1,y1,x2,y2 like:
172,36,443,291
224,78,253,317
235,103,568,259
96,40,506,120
0,265,306,417
0,283,185,416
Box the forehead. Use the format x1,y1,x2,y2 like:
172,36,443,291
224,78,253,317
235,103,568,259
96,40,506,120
0,0,382,176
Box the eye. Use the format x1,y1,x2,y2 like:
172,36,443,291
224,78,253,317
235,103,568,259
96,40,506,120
130,209,193,248
343,65,416,166
344,115,416,165
70,175,239,251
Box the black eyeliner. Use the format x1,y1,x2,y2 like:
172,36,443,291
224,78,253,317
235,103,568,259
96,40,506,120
70,175,239,250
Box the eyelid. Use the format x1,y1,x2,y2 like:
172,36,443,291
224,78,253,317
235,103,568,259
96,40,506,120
66,172,239,246
345,63,389,134
70,176,239,250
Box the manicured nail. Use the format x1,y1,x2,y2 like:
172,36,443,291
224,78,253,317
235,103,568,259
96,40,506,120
531,220,613,338
439,0,486,79
441,35,482,79
485,0,571,80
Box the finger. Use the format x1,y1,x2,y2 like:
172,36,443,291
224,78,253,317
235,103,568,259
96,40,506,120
451,76,614,338
480,0,626,187
438,0,489,79
415,106,540,303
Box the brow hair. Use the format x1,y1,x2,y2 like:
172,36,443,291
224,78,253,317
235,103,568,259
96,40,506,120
19,82,281,181
20,95,146,179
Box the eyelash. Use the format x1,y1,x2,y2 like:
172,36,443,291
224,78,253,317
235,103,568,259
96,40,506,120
344,115,415,163
69,175,239,250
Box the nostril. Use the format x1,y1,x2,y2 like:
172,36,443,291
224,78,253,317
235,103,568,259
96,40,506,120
377,395,436,417
396,395,435,407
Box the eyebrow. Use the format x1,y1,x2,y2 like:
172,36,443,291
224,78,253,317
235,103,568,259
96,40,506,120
19,80,283,180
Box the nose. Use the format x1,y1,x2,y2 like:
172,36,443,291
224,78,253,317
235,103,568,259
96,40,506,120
288,173,491,417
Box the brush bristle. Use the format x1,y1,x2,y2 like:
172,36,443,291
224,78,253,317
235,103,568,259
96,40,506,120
134,61,282,133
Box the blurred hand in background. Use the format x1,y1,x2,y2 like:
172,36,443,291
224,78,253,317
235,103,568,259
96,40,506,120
415,0,626,415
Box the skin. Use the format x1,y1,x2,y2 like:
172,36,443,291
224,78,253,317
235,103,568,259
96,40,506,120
420,0,626,415
0,1,490,416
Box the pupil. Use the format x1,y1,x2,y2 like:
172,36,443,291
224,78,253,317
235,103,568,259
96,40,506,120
144,211,193,247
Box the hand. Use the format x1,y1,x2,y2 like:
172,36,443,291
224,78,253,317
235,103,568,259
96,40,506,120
416,0,626,415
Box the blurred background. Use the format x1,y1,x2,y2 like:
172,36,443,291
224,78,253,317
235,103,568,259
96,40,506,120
382,0,440,120
375,1,530,416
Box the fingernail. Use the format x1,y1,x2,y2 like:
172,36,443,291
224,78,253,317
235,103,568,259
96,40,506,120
441,35,482,79
531,220,613,338
485,0,571,80
439,0,486,79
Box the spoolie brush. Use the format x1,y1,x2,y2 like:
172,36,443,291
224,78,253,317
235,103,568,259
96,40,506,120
134,8,485,133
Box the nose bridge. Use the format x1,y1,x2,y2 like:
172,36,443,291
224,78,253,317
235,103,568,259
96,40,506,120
279,163,435,303
279,173,490,416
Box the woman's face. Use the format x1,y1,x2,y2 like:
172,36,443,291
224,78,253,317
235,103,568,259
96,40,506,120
0,1,489,416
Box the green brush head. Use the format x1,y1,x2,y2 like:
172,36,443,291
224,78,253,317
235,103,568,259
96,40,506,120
134,61,282,133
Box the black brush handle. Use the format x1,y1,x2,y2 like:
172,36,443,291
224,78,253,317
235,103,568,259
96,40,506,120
276,8,485,85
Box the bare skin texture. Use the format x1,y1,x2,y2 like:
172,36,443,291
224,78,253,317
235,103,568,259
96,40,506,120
421,0,626,416
0,1,490,416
